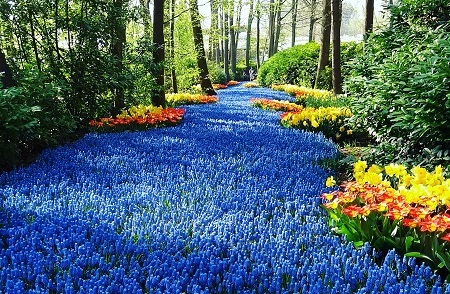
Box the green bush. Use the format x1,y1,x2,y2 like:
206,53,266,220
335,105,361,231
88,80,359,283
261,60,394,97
207,61,227,85
0,68,77,170
345,0,450,172
258,42,363,89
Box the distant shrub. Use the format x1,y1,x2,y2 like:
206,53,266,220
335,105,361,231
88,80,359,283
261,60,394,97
258,42,363,90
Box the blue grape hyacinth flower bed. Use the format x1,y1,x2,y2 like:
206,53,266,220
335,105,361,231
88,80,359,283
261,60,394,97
0,85,448,293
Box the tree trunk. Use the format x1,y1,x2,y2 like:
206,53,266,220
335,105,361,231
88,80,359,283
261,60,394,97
229,3,236,78
210,0,220,63
331,0,342,94
365,0,374,37
189,0,217,95
170,0,178,93
28,8,41,71
245,0,254,69
315,0,331,89
268,0,275,57
308,0,317,42
111,0,126,114
0,50,15,88
224,9,230,81
256,0,261,69
273,1,282,55
152,0,166,107
291,0,298,47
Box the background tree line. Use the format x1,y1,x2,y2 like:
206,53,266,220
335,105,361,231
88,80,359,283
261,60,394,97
0,0,379,170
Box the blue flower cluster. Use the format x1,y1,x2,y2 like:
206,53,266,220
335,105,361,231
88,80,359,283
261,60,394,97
0,85,448,293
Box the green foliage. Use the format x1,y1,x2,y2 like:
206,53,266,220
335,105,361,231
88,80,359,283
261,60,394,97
126,38,159,107
0,68,76,170
346,0,450,170
171,0,199,92
258,42,363,89
258,42,320,88
207,61,227,84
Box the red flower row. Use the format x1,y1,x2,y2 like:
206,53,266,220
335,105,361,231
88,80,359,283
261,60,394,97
89,108,185,131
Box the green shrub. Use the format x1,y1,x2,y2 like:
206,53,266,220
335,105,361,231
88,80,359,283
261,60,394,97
345,0,450,171
258,42,363,90
258,42,320,88
207,61,227,84
0,68,77,170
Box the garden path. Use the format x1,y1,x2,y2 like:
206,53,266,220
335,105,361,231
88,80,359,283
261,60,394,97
0,84,446,293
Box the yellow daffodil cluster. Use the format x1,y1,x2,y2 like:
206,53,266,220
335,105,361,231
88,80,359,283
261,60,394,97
243,82,259,88
353,161,450,209
117,105,162,119
280,106,352,140
166,93,218,106
271,84,333,100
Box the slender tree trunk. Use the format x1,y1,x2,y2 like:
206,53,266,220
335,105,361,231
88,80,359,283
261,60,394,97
256,0,261,69
0,50,15,88
54,0,61,63
170,0,178,92
365,0,374,38
268,0,275,57
152,0,166,107
28,8,41,71
210,0,220,62
245,0,254,69
315,0,331,89
111,0,126,114
291,0,298,47
224,9,230,81
273,1,282,55
189,0,217,95
308,0,317,42
234,0,243,50
229,2,236,77
331,0,342,94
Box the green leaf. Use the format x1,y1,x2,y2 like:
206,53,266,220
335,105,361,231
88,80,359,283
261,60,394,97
405,236,414,252
405,252,434,263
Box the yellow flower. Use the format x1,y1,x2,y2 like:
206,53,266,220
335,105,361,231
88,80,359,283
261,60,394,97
354,161,367,173
347,129,353,135
339,126,345,132
368,164,383,174
311,119,319,128
363,172,382,186
326,176,336,187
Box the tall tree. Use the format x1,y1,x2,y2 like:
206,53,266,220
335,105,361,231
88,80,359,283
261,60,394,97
291,0,298,47
315,0,331,89
0,49,15,88
308,0,318,42
189,0,217,95
268,0,276,57
256,0,261,68
169,0,178,92
365,0,374,37
152,0,166,107
245,0,254,69
111,0,126,114
210,0,221,63
229,1,237,77
223,6,230,81
331,0,342,94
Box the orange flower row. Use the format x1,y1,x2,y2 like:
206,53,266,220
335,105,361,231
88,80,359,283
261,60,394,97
212,84,227,90
250,98,303,112
323,181,450,238
227,80,239,86
89,108,185,130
